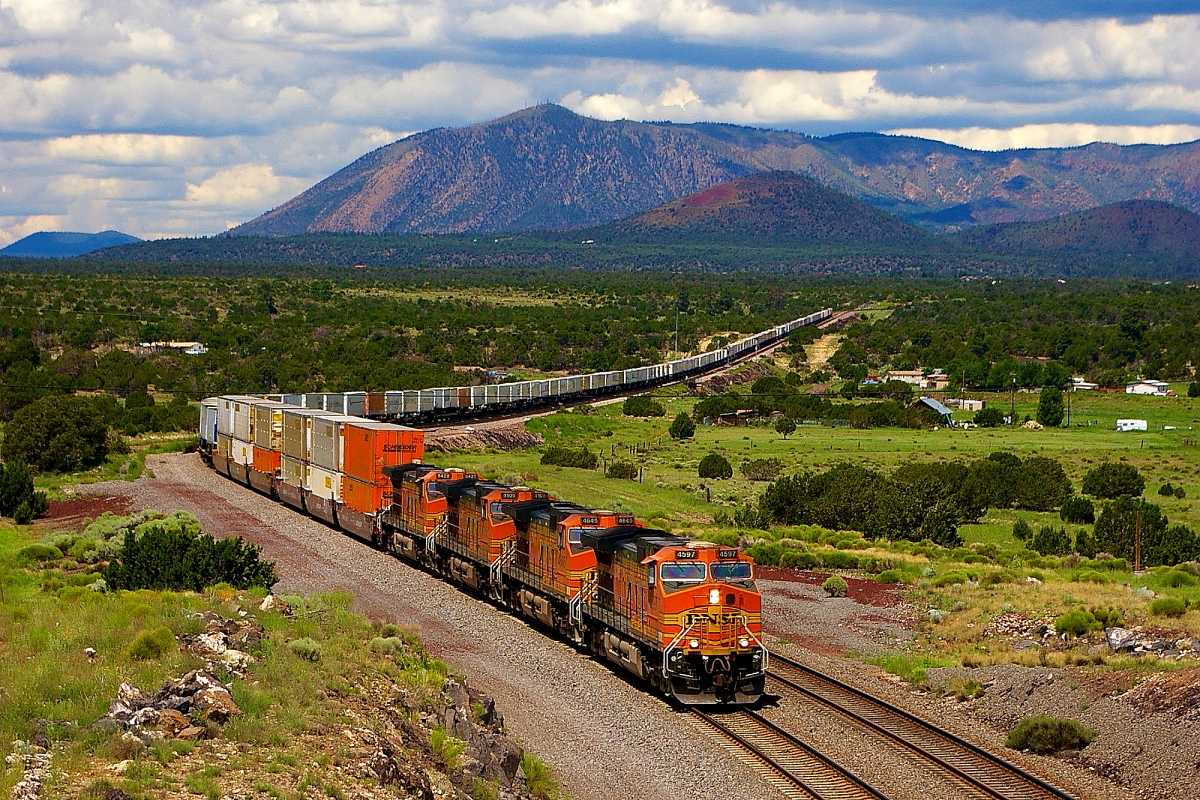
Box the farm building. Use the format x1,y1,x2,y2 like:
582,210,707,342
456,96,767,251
1125,380,1170,396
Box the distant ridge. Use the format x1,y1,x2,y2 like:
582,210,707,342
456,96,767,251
949,200,1200,257
1,230,142,258
230,104,1200,237
588,171,934,247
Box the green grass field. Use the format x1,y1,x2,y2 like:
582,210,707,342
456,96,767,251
446,388,1200,537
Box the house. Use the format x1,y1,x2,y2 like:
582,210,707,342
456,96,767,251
1116,419,1148,432
1071,377,1098,391
137,341,208,355
913,396,954,426
922,374,952,391
884,369,924,386
945,398,984,412
1126,380,1170,396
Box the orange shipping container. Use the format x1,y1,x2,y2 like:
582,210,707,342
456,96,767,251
341,421,423,485
342,475,393,515
252,445,281,474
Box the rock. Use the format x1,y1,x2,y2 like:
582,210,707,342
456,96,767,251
444,680,471,713
368,740,434,800
157,709,190,738
1012,640,1042,651
175,726,206,741
106,759,133,773
103,789,134,800
1106,627,1139,652
1022,576,1042,584
193,687,242,724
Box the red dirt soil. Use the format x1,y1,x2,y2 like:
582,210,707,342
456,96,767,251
756,566,905,608
33,495,134,531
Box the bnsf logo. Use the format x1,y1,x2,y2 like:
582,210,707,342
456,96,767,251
684,613,741,626
382,444,416,452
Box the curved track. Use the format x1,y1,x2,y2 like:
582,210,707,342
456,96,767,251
767,655,1075,800
692,708,888,800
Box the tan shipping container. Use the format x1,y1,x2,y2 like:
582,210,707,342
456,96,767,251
280,455,305,487
305,464,341,501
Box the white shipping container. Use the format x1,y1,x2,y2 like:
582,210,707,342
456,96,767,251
310,414,360,471
281,455,305,486
305,464,341,500
200,400,219,445
230,438,254,466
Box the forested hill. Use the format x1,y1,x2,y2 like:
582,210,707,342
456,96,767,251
229,104,1200,237
947,200,1200,258
0,230,141,258
579,171,935,247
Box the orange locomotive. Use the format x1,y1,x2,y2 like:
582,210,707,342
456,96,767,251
379,463,767,705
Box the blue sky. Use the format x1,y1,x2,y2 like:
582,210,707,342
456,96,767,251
1,0,1198,242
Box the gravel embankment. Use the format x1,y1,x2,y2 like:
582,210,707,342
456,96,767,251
74,453,1139,800
81,454,787,800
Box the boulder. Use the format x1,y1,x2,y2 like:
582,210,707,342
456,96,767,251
193,687,242,724
157,709,190,738
175,726,206,741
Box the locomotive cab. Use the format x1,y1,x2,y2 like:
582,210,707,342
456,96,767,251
646,542,767,705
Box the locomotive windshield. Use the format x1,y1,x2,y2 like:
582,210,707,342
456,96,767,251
660,562,706,582
711,561,753,581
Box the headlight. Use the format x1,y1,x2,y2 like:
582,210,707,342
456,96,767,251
709,588,720,605
739,637,750,648
688,638,700,649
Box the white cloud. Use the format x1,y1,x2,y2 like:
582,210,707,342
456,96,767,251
184,163,308,211
44,134,212,165
328,62,533,122
884,122,1200,150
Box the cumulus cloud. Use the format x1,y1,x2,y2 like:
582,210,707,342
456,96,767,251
886,122,1200,150
0,0,1196,238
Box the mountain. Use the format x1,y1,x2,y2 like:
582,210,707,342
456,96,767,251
585,171,934,247
949,200,1200,258
0,230,142,258
231,105,1200,237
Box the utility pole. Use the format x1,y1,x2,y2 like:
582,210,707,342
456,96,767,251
1066,381,1071,427
675,311,679,357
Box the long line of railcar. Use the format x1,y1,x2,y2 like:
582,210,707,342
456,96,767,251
250,308,833,423
199,399,766,704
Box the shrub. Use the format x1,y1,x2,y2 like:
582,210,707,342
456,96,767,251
430,726,466,769
1054,609,1101,637
605,461,638,480
1177,486,1187,499
1012,519,1032,542
1158,569,1199,588
822,575,848,597
622,396,665,417
741,458,783,481
1082,463,1145,499
1073,570,1107,584
1031,525,1072,557
539,446,598,469
1190,381,1200,399
103,511,277,591
1060,496,1095,525
1149,597,1188,617
369,637,406,655
932,570,970,587
697,454,733,479
128,627,177,661
0,460,49,521
780,550,819,569
1090,606,1122,628
876,569,904,584
821,551,860,570
2,395,115,473
668,412,695,440
17,543,62,562
974,407,1004,427
288,638,323,661
1005,716,1096,754
520,753,562,800
1159,483,1177,497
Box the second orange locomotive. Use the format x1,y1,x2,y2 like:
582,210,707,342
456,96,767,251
379,463,767,704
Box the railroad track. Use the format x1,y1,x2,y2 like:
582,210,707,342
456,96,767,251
768,654,1075,800
692,708,888,800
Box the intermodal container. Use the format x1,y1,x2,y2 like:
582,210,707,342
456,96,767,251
251,400,287,450
341,475,392,515
366,393,385,414
200,399,219,445
305,463,341,500
310,414,361,472
229,438,253,466
281,408,329,460
216,433,232,457
341,421,424,485
280,455,305,487
252,445,281,474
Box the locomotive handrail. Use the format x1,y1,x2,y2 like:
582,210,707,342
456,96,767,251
739,615,770,676
489,539,517,584
568,572,599,625
425,515,447,555
661,619,698,677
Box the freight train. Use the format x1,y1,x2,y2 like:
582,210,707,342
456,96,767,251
251,308,833,421
194,312,837,703
200,396,766,704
